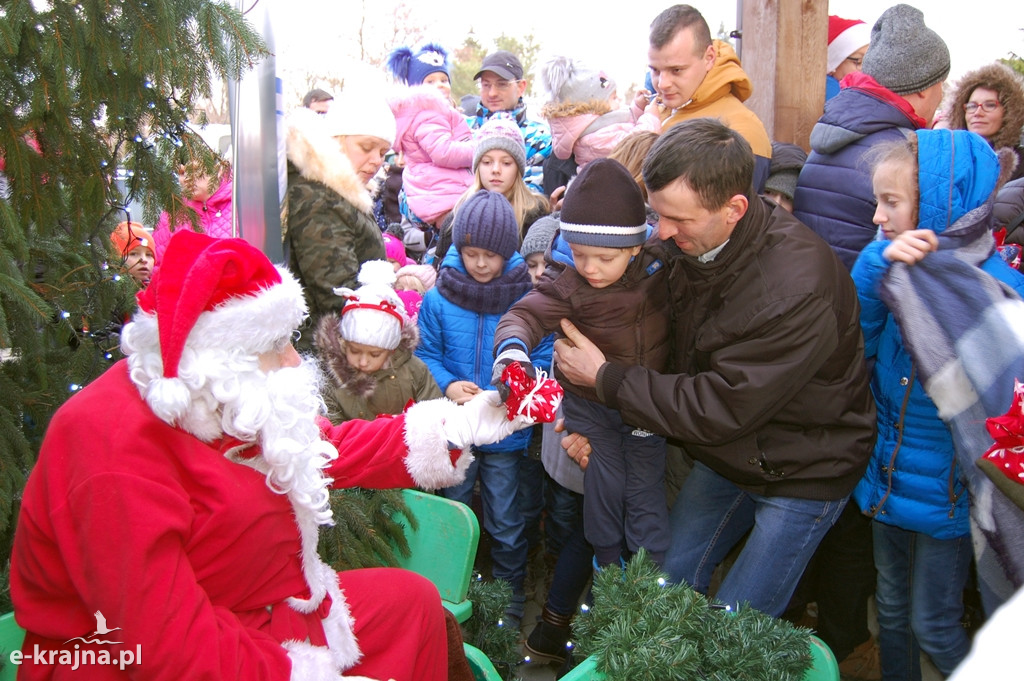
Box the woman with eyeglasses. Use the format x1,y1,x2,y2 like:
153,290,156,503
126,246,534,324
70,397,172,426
825,15,871,103
946,62,1024,181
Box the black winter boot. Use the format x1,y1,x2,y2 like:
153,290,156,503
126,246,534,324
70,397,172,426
524,606,572,664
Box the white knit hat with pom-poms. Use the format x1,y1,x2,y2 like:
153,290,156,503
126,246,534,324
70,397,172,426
333,260,408,351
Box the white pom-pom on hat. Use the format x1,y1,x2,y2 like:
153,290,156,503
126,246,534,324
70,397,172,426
333,260,406,351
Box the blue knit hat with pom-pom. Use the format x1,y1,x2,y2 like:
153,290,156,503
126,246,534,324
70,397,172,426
387,43,450,86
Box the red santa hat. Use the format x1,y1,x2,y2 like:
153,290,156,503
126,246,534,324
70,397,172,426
136,229,306,378
827,16,871,74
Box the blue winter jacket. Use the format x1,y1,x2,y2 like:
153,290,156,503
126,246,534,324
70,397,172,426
416,246,553,453
851,130,1024,539
793,83,921,271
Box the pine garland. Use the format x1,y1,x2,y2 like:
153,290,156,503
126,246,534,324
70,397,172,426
572,551,813,681
463,577,520,681
317,488,412,571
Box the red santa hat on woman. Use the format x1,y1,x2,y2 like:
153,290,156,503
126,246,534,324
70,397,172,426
136,229,306,382
827,15,872,74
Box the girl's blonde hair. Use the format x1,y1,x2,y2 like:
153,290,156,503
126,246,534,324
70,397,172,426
453,159,548,241
868,131,920,223
608,131,660,201
395,274,426,294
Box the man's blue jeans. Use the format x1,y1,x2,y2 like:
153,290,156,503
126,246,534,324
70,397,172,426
441,449,528,606
663,461,847,616
872,521,971,680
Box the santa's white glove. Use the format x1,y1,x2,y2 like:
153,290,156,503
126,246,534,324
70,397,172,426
491,346,534,401
442,390,536,449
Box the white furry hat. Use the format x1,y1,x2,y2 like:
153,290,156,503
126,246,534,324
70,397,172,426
541,56,617,105
333,260,407,351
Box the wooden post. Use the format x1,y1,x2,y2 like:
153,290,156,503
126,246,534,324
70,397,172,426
736,0,827,151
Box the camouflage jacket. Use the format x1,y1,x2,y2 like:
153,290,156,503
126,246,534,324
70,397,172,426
285,110,386,347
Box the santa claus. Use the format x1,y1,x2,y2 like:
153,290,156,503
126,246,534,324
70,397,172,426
11,230,532,680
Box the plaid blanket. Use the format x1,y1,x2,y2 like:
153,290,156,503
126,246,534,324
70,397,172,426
881,202,1024,610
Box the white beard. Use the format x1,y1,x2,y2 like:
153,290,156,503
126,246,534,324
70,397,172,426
231,358,338,526
123,314,337,525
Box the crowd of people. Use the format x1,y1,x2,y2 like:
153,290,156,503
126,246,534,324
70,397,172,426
9,3,1024,681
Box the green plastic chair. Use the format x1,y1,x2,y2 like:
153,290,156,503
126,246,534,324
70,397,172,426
0,611,26,681
464,642,503,681
392,488,480,623
558,634,840,681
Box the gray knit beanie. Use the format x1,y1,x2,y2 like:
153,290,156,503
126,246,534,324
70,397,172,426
521,214,559,258
473,118,527,174
862,4,949,96
453,189,520,260
764,142,808,202
559,159,648,248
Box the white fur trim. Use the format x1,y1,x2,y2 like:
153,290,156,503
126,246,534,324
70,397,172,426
283,640,338,681
184,266,306,360
402,398,474,490
286,109,375,214
827,22,871,74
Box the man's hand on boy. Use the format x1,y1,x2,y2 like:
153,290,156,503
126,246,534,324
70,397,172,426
553,319,606,389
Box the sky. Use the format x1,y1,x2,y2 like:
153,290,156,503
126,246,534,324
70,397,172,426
269,1,1021,105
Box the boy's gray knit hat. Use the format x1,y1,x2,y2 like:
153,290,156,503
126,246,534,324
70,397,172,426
862,4,949,96
559,159,647,248
521,214,559,258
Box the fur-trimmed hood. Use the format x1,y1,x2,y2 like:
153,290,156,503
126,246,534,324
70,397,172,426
540,98,613,121
286,109,375,214
315,312,420,399
947,62,1024,152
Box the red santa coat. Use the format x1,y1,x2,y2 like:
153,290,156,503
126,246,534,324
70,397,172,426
10,360,470,679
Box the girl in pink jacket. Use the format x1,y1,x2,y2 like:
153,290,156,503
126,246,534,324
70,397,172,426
152,161,233,260
387,43,474,227
540,56,662,174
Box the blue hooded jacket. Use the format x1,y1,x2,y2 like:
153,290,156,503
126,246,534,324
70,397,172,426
851,129,1024,538
416,245,552,453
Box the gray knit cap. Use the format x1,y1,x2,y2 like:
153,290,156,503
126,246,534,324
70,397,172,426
473,118,527,174
764,142,808,202
862,4,949,96
453,190,519,260
559,159,648,248
521,214,559,258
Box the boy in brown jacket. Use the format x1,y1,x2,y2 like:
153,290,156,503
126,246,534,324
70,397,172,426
493,158,671,570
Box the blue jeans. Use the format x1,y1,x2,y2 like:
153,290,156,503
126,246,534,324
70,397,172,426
519,452,546,552
664,461,847,616
872,521,972,680
441,449,527,597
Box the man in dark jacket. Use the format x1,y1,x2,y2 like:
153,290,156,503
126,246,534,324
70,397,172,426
793,4,950,270
789,7,949,672
554,118,876,618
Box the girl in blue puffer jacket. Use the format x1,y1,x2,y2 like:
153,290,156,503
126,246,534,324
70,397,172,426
415,189,552,626
851,128,1024,681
